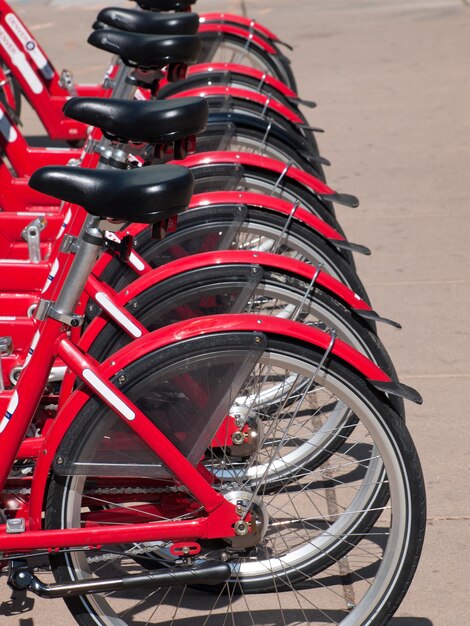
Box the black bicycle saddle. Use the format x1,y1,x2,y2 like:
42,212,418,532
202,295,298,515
133,0,197,11
29,165,194,224
96,8,199,35
88,30,201,69
63,97,208,144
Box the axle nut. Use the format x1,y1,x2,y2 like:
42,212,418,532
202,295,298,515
231,431,245,446
234,520,250,536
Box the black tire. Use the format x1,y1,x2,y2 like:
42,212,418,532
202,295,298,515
96,206,367,306
46,333,425,626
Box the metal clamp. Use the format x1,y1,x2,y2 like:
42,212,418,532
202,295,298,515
34,299,84,328
34,299,54,322
103,76,115,90
84,137,100,155
48,308,84,328
58,69,77,96
21,217,46,263
60,234,80,255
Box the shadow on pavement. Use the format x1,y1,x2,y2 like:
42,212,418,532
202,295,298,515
390,619,433,625
0,590,35,617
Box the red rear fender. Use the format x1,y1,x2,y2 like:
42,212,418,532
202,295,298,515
200,13,281,43
167,85,303,124
189,191,343,240
180,151,359,207
187,63,297,97
198,23,277,54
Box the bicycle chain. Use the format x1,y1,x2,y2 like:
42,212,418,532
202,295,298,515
1,485,193,565
2,485,189,497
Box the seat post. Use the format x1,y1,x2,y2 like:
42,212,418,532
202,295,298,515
51,220,106,321
109,60,137,99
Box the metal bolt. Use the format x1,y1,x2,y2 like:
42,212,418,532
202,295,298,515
70,318,79,328
56,456,64,465
118,375,127,383
132,302,139,309
182,546,190,555
234,520,250,536
232,431,245,446
254,335,261,343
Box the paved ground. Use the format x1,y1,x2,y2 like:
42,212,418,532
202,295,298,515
1,0,469,624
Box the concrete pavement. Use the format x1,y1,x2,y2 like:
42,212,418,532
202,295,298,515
1,0,469,624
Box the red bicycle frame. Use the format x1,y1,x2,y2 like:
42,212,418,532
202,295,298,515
0,312,242,550
1,308,392,550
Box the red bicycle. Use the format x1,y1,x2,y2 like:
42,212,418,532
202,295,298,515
0,157,425,626
0,0,304,144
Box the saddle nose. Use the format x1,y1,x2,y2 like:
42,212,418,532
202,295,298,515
132,0,197,11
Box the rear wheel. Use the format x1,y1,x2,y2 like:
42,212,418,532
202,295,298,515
97,206,366,301
46,334,425,626
199,32,297,92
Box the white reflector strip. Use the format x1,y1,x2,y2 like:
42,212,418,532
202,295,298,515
0,26,43,94
5,13,53,79
128,252,145,272
0,110,17,142
82,369,135,421
95,292,143,338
